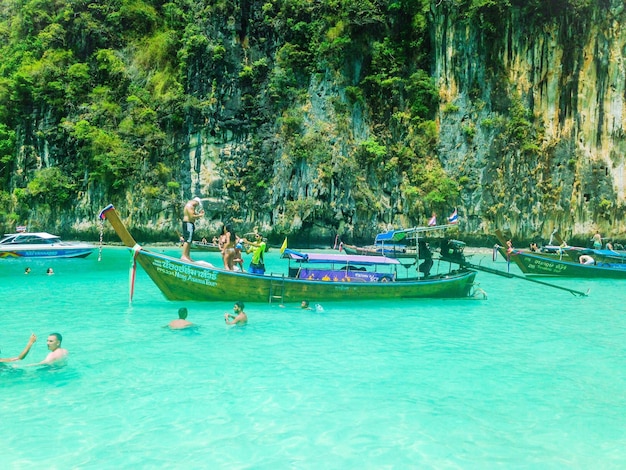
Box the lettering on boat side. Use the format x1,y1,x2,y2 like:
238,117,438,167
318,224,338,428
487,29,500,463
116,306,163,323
153,259,218,286
527,258,567,273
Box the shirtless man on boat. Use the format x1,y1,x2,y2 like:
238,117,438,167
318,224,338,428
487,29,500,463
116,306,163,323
181,197,205,262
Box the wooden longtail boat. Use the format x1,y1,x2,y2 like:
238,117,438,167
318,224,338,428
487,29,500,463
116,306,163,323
340,225,457,259
99,204,479,302
494,230,626,279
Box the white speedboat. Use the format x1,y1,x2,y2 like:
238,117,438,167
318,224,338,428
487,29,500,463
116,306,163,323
0,232,95,259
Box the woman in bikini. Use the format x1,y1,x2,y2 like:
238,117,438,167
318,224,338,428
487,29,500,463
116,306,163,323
219,224,237,270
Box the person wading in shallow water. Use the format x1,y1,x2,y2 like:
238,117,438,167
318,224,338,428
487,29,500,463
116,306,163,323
224,301,248,325
167,307,195,330
27,333,68,367
181,197,204,262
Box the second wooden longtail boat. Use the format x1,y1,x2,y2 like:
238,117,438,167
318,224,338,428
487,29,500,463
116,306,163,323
98,204,479,302
494,230,626,279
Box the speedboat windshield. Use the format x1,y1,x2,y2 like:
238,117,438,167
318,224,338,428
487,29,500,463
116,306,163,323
0,233,61,245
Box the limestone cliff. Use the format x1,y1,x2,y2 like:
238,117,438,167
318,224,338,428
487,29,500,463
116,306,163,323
432,0,626,243
1,0,625,246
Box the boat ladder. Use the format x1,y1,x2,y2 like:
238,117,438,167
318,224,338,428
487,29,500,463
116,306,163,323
269,275,285,304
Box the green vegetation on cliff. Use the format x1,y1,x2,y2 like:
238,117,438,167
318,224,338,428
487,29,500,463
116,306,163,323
0,0,622,242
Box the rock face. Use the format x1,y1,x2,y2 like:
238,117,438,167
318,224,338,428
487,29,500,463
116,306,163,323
2,1,626,245
432,1,626,242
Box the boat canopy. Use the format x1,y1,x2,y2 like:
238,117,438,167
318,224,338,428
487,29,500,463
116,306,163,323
0,232,62,245
375,224,455,243
375,230,406,243
283,249,400,265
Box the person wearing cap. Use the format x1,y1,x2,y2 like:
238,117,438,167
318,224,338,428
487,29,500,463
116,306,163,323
245,232,266,275
181,197,204,262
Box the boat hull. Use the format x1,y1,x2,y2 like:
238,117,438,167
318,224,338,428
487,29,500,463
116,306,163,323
0,247,94,259
135,251,477,302
494,230,626,278
499,247,626,278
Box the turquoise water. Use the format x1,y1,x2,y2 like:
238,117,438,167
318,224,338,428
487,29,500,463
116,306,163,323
1,246,625,468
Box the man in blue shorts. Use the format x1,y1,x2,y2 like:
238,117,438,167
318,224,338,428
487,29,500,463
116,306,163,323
246,233,266,274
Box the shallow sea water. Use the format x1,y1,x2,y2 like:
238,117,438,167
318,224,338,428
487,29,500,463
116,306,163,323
1,245,625,469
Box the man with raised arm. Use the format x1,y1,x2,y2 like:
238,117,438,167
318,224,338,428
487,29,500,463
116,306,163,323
28,333,68,367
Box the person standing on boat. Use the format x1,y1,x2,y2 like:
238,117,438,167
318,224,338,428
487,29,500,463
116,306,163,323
592,230,602,250
234,236,245,272
181,197,204,262
167,307,195,330
0,333,37,363
246,233,266,275
218,223,238,270
224,301,248,325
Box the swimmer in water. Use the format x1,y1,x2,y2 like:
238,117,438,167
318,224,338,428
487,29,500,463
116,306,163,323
167,307,195,330
224,301,248,325
27,333,68,367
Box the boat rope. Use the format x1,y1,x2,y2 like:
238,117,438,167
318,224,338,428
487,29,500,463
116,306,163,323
128,244,141,304
97,218,104,262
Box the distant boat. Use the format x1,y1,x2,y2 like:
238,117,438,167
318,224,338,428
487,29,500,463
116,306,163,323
340,242,416,259
98,204,479,302
191,241,221,252
494,230,626,278
339,228,439,259
0,232,94,259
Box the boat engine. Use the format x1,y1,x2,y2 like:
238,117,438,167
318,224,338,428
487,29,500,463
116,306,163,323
439,239,467,265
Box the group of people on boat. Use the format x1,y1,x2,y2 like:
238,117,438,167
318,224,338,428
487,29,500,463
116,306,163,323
521,229,626,265
180,197,268,274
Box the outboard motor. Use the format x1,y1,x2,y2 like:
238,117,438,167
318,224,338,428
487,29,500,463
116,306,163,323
440,239,467,265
